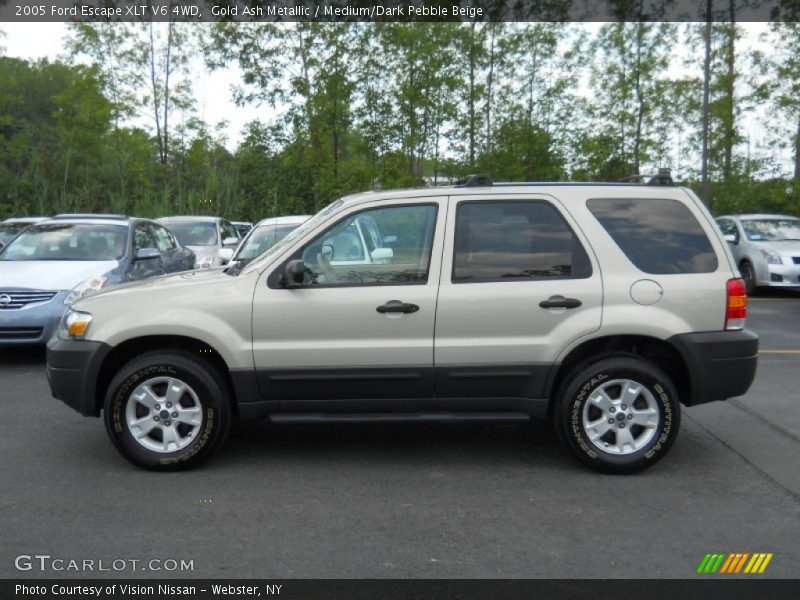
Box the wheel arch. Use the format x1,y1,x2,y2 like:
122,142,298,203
95,335,238,416
546,334,691,415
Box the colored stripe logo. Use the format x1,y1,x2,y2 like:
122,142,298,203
697,553,773,574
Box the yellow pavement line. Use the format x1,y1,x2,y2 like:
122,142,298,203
760,349,800,355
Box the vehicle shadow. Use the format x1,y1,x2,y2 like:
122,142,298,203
217,418,569,470
0,346,46,366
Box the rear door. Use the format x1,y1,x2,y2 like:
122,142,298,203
434,194,603,400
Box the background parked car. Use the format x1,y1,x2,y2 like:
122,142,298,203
716,214,800,294
0,215,194,345
157,216,240,268
0,217,48,249
232,221,253,238
229,215,310,267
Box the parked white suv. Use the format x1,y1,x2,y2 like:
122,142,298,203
47,175,758,473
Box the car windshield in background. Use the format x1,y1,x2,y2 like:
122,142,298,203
0,223,127,261
236,224,302,261
0,223,26,245
741,219,800,242
166,222,218,246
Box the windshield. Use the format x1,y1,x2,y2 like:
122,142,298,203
0,223,26,246
235,223,304,261
231,200,344,276
741,219,800,242
164,222,218,246
0,223,128,261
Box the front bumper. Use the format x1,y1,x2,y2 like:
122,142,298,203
0,291,68,345
758,260,800,287
46,337,111,416
668,330,759,406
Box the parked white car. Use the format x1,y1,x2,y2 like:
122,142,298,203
716,214,800,294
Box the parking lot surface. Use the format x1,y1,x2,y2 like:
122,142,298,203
2,293,799,579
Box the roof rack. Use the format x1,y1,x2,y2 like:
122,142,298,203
455,174,493,187
616,169,675,186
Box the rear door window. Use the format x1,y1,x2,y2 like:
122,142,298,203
587,198,718,274
452,201,592,282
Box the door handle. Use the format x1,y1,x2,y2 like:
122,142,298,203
376,300,420,314
539,296,582,309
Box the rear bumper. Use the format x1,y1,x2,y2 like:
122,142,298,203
668,330,759,406
46,337,111,416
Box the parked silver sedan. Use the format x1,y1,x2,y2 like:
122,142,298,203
716,214,800,294
156,216,240,268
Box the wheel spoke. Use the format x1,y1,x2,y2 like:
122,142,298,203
585,417,613,441
630,407,659,428
165,379,188,406
589,389,613,412
161,425,181,451
620,381,641,404
132,384,160,409
615,426,636,452
130,415,157,439
176,406,203,427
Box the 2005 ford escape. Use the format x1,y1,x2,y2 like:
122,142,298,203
46,174,759,473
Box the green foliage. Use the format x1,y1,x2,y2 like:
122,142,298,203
1,23,799,222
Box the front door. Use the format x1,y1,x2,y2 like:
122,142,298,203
252,198,446,403
434,194,603,400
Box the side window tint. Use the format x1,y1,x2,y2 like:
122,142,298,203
153,226,176,252
588,198,718,274
452,201,591,282
717,219,737,238
296,204,438,286
133,224,155,251
222,222,238,241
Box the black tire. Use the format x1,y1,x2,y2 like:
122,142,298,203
740,260,758,296
553,355,681,474
103,351,232,471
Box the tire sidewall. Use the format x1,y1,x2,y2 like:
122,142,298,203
559,357,680,473
104,355,228,470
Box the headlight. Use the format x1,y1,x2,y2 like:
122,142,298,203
759,249,782,265
58,309,93,340
64,275,108,305
196,255,215,269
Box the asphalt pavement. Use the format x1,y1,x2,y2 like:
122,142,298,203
1,292,799,579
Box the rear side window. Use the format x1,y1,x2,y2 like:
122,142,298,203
453,201,592,282
587,198,718,274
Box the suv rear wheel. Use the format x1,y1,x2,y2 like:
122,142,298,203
103,351,231,470
554,355,681,474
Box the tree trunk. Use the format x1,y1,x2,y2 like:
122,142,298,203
485,25,496,157
701,1,713,207
634,22,644,175
723,0,736,181
795,116,800,180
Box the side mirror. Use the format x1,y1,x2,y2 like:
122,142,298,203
222,236,239,247
370,247,394,262
135,247,161,261
724,234,739,245
321,243,334,260
218,247,234,263
284,259,305,288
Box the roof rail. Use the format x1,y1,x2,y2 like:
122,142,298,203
52,213,127,220
616,169,675,186
455,174,493,187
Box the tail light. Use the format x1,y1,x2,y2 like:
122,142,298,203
725,278,747,330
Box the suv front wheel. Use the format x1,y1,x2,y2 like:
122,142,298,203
554,355,681,474
103,351,232,470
